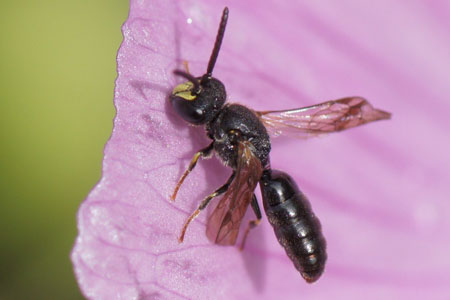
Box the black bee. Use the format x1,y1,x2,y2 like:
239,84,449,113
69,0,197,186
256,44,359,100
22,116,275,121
169,7,390,283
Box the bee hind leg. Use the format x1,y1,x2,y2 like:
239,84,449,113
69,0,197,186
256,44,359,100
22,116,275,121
240,194,262,250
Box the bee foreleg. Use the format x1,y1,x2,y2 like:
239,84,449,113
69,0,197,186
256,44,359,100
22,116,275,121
182,60,190,74
171,142,214,201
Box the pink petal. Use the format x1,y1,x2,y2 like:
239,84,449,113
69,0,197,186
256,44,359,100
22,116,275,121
72,1,450,299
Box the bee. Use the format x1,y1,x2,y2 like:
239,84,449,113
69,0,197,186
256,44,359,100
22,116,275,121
169,7,390,283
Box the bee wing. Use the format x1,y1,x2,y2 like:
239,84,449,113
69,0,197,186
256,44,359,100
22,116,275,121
256,97,391,138
206,141,263,245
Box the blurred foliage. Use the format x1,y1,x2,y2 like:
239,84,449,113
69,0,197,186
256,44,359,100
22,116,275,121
0,1,128,299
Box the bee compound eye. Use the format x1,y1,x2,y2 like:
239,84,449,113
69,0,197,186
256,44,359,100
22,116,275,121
170,96,205,124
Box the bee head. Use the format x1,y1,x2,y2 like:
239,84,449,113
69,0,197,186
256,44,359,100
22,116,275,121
170,7,229,125
170,71,226,125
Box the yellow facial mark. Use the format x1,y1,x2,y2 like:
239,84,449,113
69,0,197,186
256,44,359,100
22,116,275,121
172,81,197,101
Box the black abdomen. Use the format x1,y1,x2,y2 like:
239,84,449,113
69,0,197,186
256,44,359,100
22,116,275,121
260,169,327,283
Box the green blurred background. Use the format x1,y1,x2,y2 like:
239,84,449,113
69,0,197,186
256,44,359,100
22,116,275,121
0,1,128,299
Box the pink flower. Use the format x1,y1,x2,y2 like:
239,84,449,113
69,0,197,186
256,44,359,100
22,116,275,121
72,1,450,299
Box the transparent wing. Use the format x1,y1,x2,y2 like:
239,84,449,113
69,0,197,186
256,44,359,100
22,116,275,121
256,96,391,138
206,141,263,245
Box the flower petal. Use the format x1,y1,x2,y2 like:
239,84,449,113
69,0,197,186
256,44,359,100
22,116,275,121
72,1,450,299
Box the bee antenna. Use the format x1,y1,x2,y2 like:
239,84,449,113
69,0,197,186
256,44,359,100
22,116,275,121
202,7,229,84
173,70,200,94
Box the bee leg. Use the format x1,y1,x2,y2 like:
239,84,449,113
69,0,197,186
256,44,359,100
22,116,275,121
183,60,190,74
239,194,262,251
178,171,236,243
171,142,214,201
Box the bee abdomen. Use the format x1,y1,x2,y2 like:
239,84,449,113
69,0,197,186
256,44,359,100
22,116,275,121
260,170,327,283
273,215,326,283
